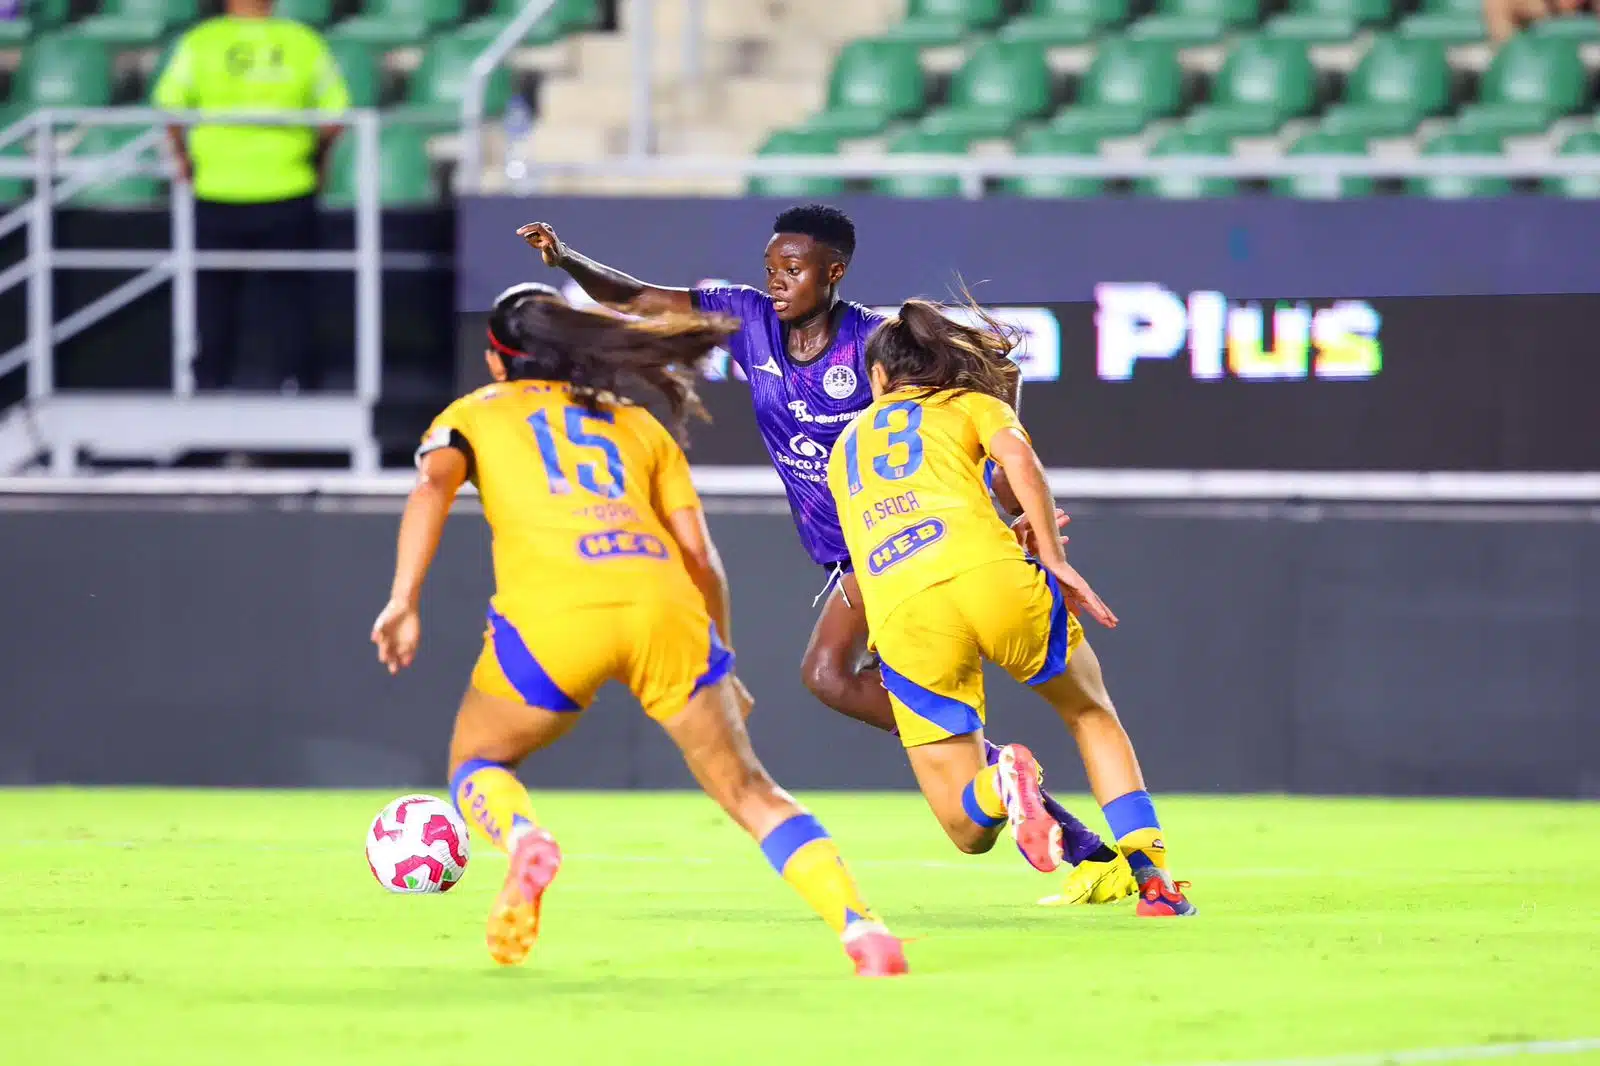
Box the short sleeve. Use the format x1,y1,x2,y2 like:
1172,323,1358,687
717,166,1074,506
309,34,351,111
965,392,1030,456
417,398,476,475
636,413,701,520
689,284,771,372
150,33,195,109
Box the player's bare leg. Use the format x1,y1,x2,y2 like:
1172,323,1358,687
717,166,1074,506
660,674,907,977
447,686,573,964
1033,640,1196,916
903,730,1063,872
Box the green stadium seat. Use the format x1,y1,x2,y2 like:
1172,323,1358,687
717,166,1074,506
1129,0,1261,46
1320,36,1450,137
1272,130,1374,198
329,0,464,49
1265,0,1392,43
328,39,382,109
803,39,926,138
1050,39,1182,137
1000,0,1132,46
746,129,846,198
1406,130,1511,197
1455,36,1589,137
0,128,29,205
920,41,1052,138
1136,129,1238,197
0,0,70,44
1530,14,1600,38
16,35,114,108
999,128,1104,197
69,126,166,208
1544,129,1600,197
323,125,437,207
456,0,601,49
1184,37,1316,138
274,0,335,27
1398,0,1484,44
74,0,199,48
391,35,511,129
884,0,1007,47
871,129,969,198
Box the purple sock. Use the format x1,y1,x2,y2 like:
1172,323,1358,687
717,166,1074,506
983,739,1109,867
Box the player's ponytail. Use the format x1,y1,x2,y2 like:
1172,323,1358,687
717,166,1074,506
499,298,735,444
868,291,1021,407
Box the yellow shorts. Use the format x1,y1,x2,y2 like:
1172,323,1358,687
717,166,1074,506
874,558,1084,748
469,591,734,722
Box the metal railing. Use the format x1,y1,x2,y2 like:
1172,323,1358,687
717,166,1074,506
0,108,387,474
460,0,560,191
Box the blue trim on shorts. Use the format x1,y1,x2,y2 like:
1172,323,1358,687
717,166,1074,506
983,459,999,495
759,813,830,873
487,608,581,712
1026,562,1071,687
693,622,736,696
878,659,983,738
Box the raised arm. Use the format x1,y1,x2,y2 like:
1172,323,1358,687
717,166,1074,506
372,446,469,673
518,222,693,317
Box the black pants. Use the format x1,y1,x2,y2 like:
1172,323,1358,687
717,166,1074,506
193,195,319,391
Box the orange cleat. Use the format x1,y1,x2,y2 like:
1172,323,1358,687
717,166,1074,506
486,826,563,965
843,923,909,978
1135,875,1197,917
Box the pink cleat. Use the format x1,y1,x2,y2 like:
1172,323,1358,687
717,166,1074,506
843,923,909,978
996,744,1064,873
486,826,562,966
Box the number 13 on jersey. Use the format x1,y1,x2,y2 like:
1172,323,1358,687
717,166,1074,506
528,406,626,499
844,400,924,496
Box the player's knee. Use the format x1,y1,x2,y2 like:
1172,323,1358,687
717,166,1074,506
800,651,852,711
938,814,997,854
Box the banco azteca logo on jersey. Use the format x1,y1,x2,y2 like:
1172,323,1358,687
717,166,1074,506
822,364,858,400
788,433,826,459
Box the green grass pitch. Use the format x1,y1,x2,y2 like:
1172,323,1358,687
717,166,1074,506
4,789,1598,1066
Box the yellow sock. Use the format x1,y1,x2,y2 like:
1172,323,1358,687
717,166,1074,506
450,759,536,853
760,813,878,934
962,765,1007,828
1102,790,1168,876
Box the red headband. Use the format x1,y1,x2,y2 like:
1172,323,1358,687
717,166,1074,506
486,327,525,359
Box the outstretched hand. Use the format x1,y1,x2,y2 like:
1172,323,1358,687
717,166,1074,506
517,222,564,267
371,599,421,675
1043,559,1119,630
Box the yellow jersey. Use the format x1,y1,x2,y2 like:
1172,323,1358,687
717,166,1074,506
419,380,703,608
826,387,1030,632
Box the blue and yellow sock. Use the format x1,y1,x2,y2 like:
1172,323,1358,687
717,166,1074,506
451,758,536,853
1102,789,1167,879
961,765,1007,830
759,813,878,935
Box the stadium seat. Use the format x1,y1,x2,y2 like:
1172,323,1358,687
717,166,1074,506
456,0,601,49
0,0,70,44
16,35,114,108
803,39,926,138
1136,129,1238,197
1544,129,1600,197
1320,35,1450,137
1454,36,1589,137
1264,0,1392,43
1184,37,1316,138
274,0,334,27
1398,0,1484,44
1272,130,1374,198
73,0,199,48
328,39,382,109
329,0,464,49
919,41,1053,138
884,0,1007,47
392,36,511,129
323,125,437,206
0,131,29,204
999,0,1132,46
1049,39,1183,138
1406,130,1511,197
1129,0,1261,46
871,129,970,198
747,129,847,199
69,127,166,208
1530,14,1600,38
998,128,1104,197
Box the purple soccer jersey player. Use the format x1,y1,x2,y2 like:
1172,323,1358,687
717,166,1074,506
518,205,1138,906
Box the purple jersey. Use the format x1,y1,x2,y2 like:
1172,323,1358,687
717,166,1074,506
692,284,886,565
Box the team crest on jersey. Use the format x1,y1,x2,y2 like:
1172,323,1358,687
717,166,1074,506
822,364,859,400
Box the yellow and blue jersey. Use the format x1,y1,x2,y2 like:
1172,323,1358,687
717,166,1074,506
420,381,732,720
825,387,1080,747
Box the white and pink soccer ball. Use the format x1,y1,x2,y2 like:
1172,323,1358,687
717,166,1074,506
365,794,470,893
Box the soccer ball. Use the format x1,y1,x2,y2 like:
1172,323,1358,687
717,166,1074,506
365,794,470,894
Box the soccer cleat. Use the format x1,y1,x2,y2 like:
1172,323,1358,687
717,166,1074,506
486,825,563,965
1135,874,1197,917
842,921,909,978
996,744,1063,874
1037,853,1139,907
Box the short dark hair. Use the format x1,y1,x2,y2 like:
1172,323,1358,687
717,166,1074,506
772,203,856,263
